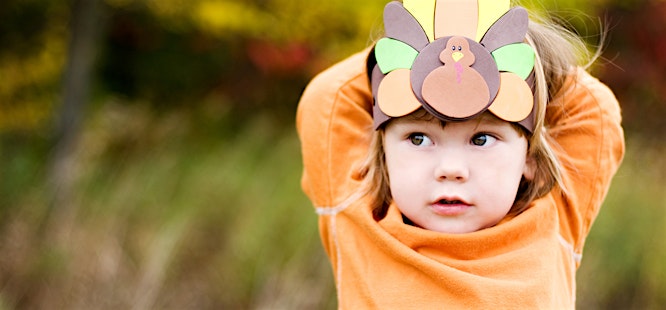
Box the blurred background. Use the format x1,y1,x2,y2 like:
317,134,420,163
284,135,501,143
0,0,664,309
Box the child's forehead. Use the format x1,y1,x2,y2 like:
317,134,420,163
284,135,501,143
394,110,508,127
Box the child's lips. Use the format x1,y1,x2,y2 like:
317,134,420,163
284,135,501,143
430,197,471,215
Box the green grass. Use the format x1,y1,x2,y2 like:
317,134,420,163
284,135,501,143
0,105,663,309
0,105,335,309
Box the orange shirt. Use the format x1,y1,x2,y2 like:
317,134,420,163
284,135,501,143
296,49,624,309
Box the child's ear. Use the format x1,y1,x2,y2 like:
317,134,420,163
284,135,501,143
523,155,536,181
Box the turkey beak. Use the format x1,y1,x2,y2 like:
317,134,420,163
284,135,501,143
452,52,464,62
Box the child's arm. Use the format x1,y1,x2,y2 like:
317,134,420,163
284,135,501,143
296,49,374,210
544,68,625,253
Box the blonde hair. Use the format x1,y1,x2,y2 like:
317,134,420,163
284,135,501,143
360,11,603,220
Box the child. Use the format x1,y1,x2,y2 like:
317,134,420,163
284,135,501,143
297,0,624,308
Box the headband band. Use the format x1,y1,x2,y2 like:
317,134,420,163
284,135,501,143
371,0,537,132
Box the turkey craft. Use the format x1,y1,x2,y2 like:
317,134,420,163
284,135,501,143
372,0,537,131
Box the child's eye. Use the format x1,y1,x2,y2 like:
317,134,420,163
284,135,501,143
471,133,497,146
408,133,433,146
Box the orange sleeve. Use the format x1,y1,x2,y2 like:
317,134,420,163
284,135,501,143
545,68,625,252
296,49,374,209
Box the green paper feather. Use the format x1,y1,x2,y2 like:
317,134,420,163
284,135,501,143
491,43,535,80
375,38,419,74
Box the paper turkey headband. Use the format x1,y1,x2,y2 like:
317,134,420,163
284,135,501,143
370,0,538,132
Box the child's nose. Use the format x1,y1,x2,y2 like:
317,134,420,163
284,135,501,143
434,152,469,181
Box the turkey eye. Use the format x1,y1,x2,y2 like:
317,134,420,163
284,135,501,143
451,46,456,51
458,46,462,51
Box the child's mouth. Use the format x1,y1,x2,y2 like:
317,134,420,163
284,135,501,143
439,199,464,205
431,197,470,215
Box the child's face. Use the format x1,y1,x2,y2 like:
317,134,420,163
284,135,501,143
383,112,534,234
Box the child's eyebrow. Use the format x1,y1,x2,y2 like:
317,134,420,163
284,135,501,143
471,114,512,130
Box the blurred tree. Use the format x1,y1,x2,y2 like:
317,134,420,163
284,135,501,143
48,0,106,222
96,0,389,123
